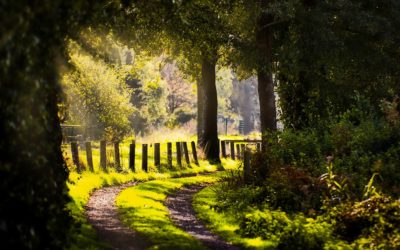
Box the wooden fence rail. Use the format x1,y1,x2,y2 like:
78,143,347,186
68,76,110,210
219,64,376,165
67,138,260,173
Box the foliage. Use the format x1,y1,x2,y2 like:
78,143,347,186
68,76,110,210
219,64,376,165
216,67,235,117
128,56,169,134
238,209,336,250
275,1,400,130
322,195,400,249
244,97,400,199
63,40,134,141
194,185,276,249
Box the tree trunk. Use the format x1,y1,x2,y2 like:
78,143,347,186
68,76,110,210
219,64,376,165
200,56,220,162
196,77,204,146
256,4,277,150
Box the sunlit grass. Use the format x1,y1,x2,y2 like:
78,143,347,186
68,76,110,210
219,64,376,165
193,184,275,250
116,176,216,250
67,158,237,249
115,160,238,249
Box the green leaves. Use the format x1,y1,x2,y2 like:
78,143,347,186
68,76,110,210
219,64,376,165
62,39,134,141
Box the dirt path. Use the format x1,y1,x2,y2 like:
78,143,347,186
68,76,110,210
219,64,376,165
166,185,241,250
85,181,150,250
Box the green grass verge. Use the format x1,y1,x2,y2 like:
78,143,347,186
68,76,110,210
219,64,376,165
193,184,275,250
115,160,238,250
67,160,235,249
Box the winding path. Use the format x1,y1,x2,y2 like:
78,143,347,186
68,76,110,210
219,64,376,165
85,181,150,250
166,184,240,250
85,180,239,249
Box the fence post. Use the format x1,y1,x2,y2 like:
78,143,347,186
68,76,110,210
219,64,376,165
191,141,199,165
230,141,235,160
129,141,136,172
176,142,182,167
167,142,173,167
236,144,241,160
154,143,161,168
71,142,81,172
241,144,245,159
142,144,148,172
114,142,121,172
182,142,190,165
100,140,107,172
221,140,227,158
257,143,261,152
85,141,94,172
244,149,251,184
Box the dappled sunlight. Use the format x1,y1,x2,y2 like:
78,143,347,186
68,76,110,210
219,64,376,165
116,175,220,249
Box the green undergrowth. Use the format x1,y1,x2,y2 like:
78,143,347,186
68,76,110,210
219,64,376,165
67,159,236,249
193,185,275,249
115,161,237,250
194,184,400,250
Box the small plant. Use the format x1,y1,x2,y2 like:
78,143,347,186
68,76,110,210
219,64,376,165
319,161,349,206
363,173,382,199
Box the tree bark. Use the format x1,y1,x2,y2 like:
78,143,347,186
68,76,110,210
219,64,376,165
200,56,220,162
256,3,277,150
196,77,205,146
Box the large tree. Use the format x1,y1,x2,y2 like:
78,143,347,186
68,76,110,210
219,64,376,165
223,0,279,148
0,0,124,247
0,1,89,248
118,1,231,162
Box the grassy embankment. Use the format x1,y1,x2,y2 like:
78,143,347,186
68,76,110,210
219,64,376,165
115,160,237,250
65,136,239,249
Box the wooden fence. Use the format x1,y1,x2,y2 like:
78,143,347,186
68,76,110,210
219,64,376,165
219,139,262,160
67,140,200,173
67,139,261,173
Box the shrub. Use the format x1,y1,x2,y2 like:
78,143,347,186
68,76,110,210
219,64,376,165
324,195,400,249
238,209,336,250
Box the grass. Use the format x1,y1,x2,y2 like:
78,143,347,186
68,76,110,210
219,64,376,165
67,150,237,249
115,159,238,250
192,184,275,250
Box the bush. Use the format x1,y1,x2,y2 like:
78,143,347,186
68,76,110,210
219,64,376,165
324,195,400,248
238,209,336,250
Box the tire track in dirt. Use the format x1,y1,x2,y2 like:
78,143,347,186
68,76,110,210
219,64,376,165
85,181,150,250
166,184,241,250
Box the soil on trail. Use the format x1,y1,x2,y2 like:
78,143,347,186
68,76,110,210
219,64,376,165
85,181,150,250
166,184,241,250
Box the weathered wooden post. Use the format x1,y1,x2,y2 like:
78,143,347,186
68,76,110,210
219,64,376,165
256,143,261,152
191,141,199,165
142,144,148,172
182,142,190,165
236,144,241,159
244,149,251,184
70,142,81,172
221,140,227,158
100,140,107,172
241,144,245,159
129,140,136,172
230,141,235,160
167,142,173,167
114,142,121,172
176,142,182,167
154,143,161,168
85,141,94,172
